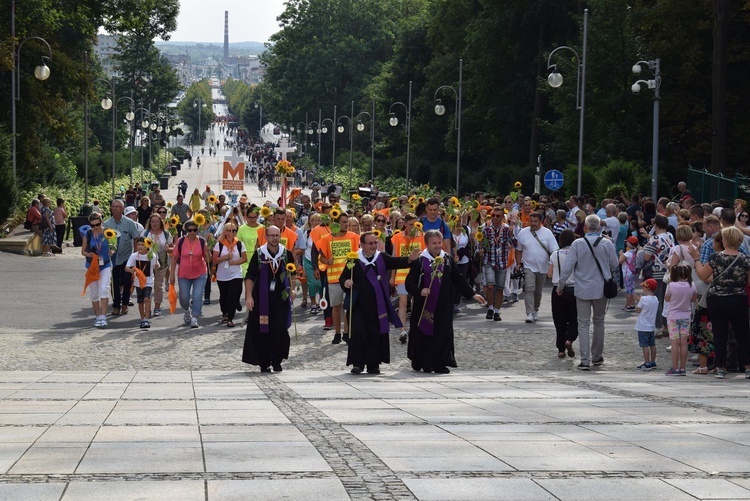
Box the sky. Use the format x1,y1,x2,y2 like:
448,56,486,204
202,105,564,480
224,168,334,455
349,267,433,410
160,0,288,44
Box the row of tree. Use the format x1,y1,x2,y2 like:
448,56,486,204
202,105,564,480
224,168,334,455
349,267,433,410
250,0,749,198
0,0,182,220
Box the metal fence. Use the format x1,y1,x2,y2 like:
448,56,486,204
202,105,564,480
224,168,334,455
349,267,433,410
687,167,750,203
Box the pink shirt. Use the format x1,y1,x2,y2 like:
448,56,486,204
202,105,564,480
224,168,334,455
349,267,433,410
172,236,208,279
666,281,696,321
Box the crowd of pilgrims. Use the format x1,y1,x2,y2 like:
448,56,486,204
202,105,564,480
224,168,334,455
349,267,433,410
74,175,750,379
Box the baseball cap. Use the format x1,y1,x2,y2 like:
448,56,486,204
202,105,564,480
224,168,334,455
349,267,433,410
123,206,137,216
626,236,638,246
641,278,658,291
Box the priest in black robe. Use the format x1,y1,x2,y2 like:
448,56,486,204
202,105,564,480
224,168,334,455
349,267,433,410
405,230,486,373
243,225,295,372
340,231,420,374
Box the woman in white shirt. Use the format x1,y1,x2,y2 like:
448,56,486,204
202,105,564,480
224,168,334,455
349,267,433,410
212,223,248,327
547,229,578,358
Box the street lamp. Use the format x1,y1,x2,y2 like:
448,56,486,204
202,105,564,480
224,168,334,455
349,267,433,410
113,94,136,186
307,114,322,171
433,58,463,196
337,101,355,190
631,58,661,202
193,97,206,150
133,103,150,187
10,29,52,180
547,8,588,197
321,105,337,185
254,100,263,136
97,77,118,198
296,120,307,157
389,80,413,192
356,97,376,184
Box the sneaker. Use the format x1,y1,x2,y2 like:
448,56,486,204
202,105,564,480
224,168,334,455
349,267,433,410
665,368,680,376
94,317,103,327
647,361,657,369
592,358,604,366
453,306,460,314
203,298,211,305
153,308,161,317
165,283,170,292
486,309,494,320
716,370,727,379
332,333,342,344
399,332,407,344
511,293,519,302
310,305,320,314
121,306,128,315
323,317,333,330
637,363,651,371
533,311,539,321
112,307,121,316
577,363,590,371
493,312,501,322
190,317,199,328
99,317,108,328
525,313,534,324
678,369,686,376
139,320,147,329
342,332,350,344
183,311,191,324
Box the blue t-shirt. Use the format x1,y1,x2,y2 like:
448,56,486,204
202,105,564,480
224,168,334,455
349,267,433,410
420,217,452,240
85,231,112,270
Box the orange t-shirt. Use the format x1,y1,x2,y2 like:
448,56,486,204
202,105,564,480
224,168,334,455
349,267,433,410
389,231,425,285
256,226,298,250
318,232,360,282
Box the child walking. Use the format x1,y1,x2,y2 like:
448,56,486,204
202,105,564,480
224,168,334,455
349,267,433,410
620,236,639,311
664,264,697,376
125,237,159,329
635,278,659,370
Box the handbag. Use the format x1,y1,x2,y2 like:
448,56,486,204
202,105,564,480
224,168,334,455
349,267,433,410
697,254,740,309
583,236,618,299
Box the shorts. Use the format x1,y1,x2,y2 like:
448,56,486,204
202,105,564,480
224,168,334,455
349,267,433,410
136,286,153,303
482,266,507,289
396,283,407,296
637,330,656,348
328,283,344,306
624,274,636,295
667,318,690,340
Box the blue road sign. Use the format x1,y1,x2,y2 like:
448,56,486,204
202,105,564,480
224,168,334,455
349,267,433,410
544,169,564,190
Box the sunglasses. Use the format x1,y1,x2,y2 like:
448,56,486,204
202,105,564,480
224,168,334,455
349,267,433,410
157,210,167,214
90,222,101,227
186,228,198,233
375,219,385,223
492,214,503,218
226,229,237,233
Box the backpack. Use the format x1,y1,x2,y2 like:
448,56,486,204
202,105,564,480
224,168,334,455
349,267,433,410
625,250,637,274
217,239,244,256
634,248,653,279
176,236,206,265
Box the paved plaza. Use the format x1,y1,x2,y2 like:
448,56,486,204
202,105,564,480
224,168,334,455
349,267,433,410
1,138,749,500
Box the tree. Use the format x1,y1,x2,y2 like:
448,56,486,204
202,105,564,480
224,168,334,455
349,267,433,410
177,81,214,145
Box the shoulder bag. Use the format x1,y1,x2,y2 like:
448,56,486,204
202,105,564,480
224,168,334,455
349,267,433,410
583,236,618,299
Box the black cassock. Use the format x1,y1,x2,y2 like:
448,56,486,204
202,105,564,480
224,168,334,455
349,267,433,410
405,256,476,372
340,253,410,368
242,249,294,368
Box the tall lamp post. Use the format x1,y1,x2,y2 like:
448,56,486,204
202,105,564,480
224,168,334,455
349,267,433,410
433,58,463,196
97,77,118,199
389,80,413,193
547,8,588,197
337,102,355,190
296,121,307,157
356,97,375,183
631,59,661,202
254,100,263,136
133,104,150,188
307,115,322,171
321,106,337,186
113,94,136,186
193,97,206,150
10,26,52,180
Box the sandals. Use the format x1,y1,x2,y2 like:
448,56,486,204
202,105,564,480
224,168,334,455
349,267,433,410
692,367,708,374
226,320,235,327
558,352,566,358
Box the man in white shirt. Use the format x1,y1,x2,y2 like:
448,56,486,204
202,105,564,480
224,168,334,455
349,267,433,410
515,212,559,323
566,196,580,226
600,204,620,238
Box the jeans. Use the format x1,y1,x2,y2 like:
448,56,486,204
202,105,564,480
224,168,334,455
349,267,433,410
576,297,608,365
178,274,207,317
111,263,133,309
523,269,547,315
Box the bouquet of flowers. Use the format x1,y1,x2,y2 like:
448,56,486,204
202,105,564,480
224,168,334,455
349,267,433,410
275,159,295,175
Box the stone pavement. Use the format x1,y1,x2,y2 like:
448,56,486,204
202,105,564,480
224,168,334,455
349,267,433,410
2,131,750,499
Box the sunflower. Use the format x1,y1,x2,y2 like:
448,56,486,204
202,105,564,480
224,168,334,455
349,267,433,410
166,202,173,208
170,215,180,226
392,229,401,235
417,196,425,204
207,194,218,204
333,203,341,211
260,206,272,218
372,229,382,238
346,251,359,260
389,197,398,206
330,208,341,220
351,193,361,201
433,256,443,264
423,183,430,189
286,263,297,273
475,232,485,242
103,228,116,239
143,238,154,249
408,195,416,204
413,222,423,231
289,207,296,218
194,213,206,226
472,200,480,209
514,181,522,189
531,200,538,209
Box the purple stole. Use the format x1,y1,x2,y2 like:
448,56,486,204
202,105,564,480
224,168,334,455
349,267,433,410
360,255,403,333
418,257,444,336
258,255,292,334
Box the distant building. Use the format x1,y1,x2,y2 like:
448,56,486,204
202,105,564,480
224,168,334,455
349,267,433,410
93,34,120,78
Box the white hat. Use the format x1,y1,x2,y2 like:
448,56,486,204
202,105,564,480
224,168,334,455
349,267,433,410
124,206,137,216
